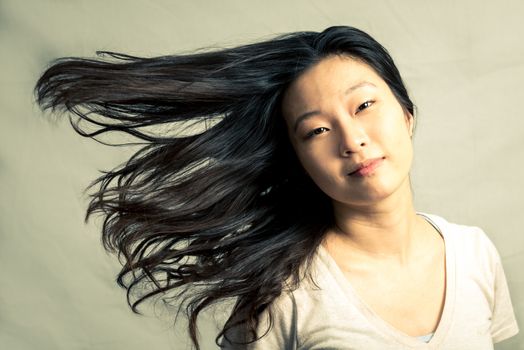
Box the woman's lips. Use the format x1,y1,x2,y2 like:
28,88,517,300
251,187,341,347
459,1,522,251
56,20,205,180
348,157,384,177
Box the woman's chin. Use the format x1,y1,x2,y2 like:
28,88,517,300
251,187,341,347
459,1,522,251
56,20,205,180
330,180,409,209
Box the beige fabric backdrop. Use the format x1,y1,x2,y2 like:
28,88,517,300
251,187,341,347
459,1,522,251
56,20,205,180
1,0,522,349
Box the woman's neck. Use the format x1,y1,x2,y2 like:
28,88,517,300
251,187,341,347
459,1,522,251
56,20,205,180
327,180,423,265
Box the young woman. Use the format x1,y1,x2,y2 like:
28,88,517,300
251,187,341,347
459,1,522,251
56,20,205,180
34,26,518,349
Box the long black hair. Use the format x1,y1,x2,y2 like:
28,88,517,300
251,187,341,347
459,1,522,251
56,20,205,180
34,26,414,349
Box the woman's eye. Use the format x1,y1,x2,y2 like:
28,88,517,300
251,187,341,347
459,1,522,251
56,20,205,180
306,127,329,139
356,100,374,113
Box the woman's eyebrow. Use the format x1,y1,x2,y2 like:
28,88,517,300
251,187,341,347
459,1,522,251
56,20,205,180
293,81,376,133
344,81,376,95
293,110,322,133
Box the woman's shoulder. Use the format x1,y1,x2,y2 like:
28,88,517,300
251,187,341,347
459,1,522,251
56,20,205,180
418,212,491,242
417,212,502,267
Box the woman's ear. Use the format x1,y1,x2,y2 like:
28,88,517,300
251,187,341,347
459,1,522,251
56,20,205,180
405,112,415,137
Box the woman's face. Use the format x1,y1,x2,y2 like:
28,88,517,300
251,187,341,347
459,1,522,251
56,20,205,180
281,55,414,208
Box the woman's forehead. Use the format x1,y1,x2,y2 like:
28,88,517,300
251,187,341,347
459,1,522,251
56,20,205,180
281,56,384,118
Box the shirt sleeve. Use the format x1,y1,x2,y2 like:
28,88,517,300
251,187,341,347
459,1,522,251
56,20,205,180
483,233,520,343
219,292,298,349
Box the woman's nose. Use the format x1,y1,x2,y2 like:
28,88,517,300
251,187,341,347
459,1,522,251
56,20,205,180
338,121,369,156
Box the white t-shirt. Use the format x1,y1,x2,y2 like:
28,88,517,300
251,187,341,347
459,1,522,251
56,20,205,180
221,213,519,349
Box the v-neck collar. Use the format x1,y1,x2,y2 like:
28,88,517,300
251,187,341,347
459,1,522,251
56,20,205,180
316,212,456,348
